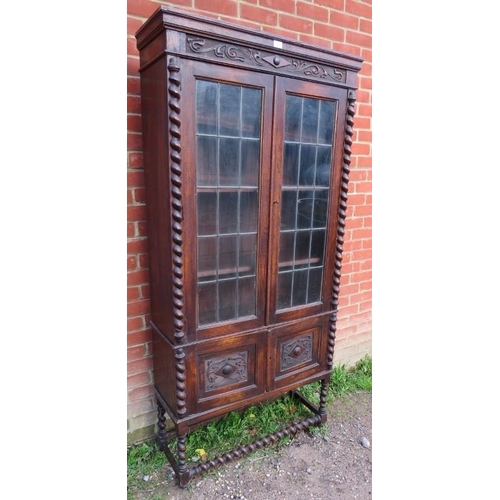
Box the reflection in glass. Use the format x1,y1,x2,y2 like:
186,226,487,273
277,94,336,310
195,79,262,325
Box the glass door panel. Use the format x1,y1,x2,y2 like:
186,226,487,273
196,80,262,326
277,95,336,311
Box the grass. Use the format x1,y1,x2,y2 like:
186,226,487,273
127,355,371,492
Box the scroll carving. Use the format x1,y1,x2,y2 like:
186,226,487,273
205,352,248,391
328,89,356,369
280,334,313,371
187,38,345,82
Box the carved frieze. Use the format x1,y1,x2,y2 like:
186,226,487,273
205,351,248,391
280,334,313,371
187,38,345,83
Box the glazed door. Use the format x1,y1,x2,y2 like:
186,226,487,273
182,62,274,340
267,78,347,324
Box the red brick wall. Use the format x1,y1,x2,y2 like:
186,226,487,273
127,0,372,443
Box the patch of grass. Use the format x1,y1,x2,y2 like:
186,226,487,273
127,356,372,489
330,355,372,395
127,441,167,495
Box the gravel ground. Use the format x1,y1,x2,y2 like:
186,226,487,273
130,391,372,499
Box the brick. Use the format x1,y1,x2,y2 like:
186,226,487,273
144,341,153,357
128,286,141,301
345,0,372,19
219,16,260,31
352,228,371,240
128,384,155,402
329,10,359,30
128,95,142,114
137,221,149,237
356,156,372,167
127,356,153,377
354,181,371,193
360,259,371,271
338,283,360,296
359,300,371,312
140,284,150,299
345,30,371,49
299,34,331,49
128,114,142,133
127,269,151,285
127,76,141,96
351,143,370,155
357,104,372,117
351,270,371,282
350,291,371,305
138,253,149,268
280,13,313,34
128,132,143,151
127,255,138,270
349,169,366,181
316,0,344,9
351,116,370,130
128,299,151,316
127,316,144,331
127,0,165,19
127,371,150,389
338,295,349,308
128,328,152,346
128,344,146,362
361,48,372,62
127,188,134,205
343,237,362,253
264,26,299,40
343,193,365,206
127,16,144,36
127,398,154,418
260,0,296,14
360,18,372,33
359,76,372,90
127,170,145,187
133,187,147,204
339,261,360,275
338,304,359,317
128,152,143,168
358,130,372,142
360,280,371,291
360,62,372,77
128,238,149,254
347,310,371,325
127,56,140,75
128,204,147,221
352,249,371,261
127,222,135,238
353,204,371,216
127,414,157,440
127,37,139,57
314,22,344,42
297,2,329,22
356,89,371,104
334,325,358,340
240,4,277,26
194,0,237,16
331,42,361,57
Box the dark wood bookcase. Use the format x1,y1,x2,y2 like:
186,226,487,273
135,7,362,488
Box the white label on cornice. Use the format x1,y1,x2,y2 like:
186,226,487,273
273,40,283,49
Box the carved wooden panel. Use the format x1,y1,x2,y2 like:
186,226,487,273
280,333,313,371
268,316,328,391
205,351,248,391
186,38,346,84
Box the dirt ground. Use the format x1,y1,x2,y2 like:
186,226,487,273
130,391,372,499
